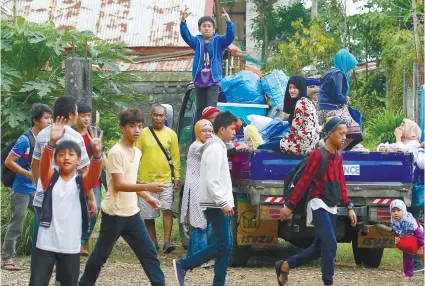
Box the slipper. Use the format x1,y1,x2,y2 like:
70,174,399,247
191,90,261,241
2,262,22,271
274,260,289,286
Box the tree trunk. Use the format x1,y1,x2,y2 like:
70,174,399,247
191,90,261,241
412,0,420,59
311,0,318,18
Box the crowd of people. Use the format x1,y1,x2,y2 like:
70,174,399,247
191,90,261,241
1,8,424,286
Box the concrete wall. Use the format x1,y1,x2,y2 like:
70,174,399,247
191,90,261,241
130,71,192,129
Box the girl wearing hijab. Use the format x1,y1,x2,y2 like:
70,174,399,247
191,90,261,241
390,200,424,280
180,120,214,259
318,49,361,150
394,119,422,153
280,76,320,155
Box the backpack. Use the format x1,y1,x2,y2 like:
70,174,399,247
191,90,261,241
283,147,329,213
1,130,36,187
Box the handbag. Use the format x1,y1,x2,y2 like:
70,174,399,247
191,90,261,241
348,106,363,131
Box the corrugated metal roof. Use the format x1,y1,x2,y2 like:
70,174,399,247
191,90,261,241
121,56,194,72
6,0,209,47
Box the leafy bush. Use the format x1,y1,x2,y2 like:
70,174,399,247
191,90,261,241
1,187,34,255
366,108,406,146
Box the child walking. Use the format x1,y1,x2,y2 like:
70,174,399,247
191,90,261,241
180,8,235,118
29,117,103,286
390,199,424,281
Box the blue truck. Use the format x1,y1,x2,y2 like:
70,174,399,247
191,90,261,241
173,84,415,268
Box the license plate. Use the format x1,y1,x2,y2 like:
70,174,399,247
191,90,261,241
357,227,395,248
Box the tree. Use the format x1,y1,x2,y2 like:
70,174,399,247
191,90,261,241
1,17,144,143
267,19,338,75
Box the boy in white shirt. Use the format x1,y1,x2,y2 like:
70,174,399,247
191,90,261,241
29,117,103,286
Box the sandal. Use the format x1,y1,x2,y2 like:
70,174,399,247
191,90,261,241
274,260,289,285
2,260,22,271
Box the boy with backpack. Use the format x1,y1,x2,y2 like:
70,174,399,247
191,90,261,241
276,117,358,286
180,8,235,118
1,103,52,271
29,116,103,286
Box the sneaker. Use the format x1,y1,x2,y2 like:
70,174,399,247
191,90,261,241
163,242,176,254
173,259,186,286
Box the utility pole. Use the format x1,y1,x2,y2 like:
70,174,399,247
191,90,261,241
311,0,318,18
412,0,420,60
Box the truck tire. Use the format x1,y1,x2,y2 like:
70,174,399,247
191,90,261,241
179,222,191,250
229,200,251,267
351,232,384,268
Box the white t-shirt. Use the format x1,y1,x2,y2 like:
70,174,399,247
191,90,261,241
36,175,82,254
32,125,89,207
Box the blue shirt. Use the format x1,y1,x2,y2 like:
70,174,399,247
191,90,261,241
10,132,36,194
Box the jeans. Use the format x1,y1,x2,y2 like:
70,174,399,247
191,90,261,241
81,185,102,245
179,208,233,286
186,226,210,258
287,208,337,285
79,212,165,286
195,86,219,117
29,247,80,286
1,191,35,260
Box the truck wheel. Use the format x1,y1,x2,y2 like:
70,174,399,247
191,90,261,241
351,232,384,268
179,222,191,250
229,200,251,267
362,248,384,268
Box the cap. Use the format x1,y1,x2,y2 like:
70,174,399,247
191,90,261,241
201,106,220,119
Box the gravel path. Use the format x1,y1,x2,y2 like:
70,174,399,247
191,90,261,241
2,245,424,285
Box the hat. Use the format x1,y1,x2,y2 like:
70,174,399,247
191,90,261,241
201,106,220,119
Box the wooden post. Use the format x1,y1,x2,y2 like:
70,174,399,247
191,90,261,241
65,57,93,107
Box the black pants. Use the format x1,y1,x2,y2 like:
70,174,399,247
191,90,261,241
29,247,80,286
79,212,165,286
195,85,219,119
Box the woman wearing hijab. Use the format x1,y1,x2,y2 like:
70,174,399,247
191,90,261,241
280,75,320,155
180,120,214,259
318,49,361,150
258,76,319,155
394,119,422,154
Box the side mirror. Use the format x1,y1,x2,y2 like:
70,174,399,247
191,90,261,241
161,104,174,129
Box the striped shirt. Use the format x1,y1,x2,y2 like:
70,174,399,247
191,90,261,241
32,125,89,207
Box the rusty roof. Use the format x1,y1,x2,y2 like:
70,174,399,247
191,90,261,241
121,55,194,72
6,0,212,47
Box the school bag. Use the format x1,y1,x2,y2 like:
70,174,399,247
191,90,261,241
1,130,35,187
283,147,329,213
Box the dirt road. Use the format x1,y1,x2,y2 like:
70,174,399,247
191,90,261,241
2,245,423,285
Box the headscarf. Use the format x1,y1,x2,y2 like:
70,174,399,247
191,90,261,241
333,49,358,95
390,199,418,236
283,76,307,123
194,119,213,142
401,119,421,141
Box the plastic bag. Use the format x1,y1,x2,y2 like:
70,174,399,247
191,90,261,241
261,70,289,107
244,125,264,150
247,115,272,131
412,182,424,208
260,118,290,142
221,71,265,104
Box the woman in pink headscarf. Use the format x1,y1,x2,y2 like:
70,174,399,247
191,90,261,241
394,119,422,155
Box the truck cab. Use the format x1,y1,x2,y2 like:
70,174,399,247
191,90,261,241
174,83,415,267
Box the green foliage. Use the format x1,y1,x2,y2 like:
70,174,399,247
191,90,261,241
268,19,338,75
350,69,387,123
366,108,406,146
1,188,34,255
98,112,123,153
1,17,145,145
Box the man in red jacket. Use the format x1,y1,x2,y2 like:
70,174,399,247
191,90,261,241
276,116,357,286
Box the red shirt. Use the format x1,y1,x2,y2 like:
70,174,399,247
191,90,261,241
83,133,101,188
286,149,351,209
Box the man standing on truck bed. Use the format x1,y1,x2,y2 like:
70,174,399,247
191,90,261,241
136,104,181,254
276,116,358,286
